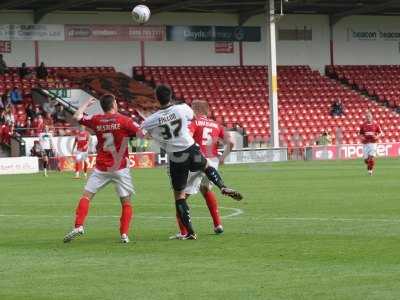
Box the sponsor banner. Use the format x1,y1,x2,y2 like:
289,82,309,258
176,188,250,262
23,135,98,158
0,41,11,53
311,143,400,160
57,152,156,171
0,157,39,175
215,41,234,53
0,24,64,41
156,149,287,166
65,25,165,41
224,149,288,164
166,26,261,42
347,28,400,41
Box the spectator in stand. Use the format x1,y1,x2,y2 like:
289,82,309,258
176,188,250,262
1,89,10,108
316,130,332,146
18,62,32,79
331,99,344,117
54,104,67,122
26,103,36,120
33,106,42,119
43,98,57,116
10,87,23,105
4,105,15,126
25,117,36,136
36,62,48,79
0,121,14,146
43,112,54,127
32,114,45,136
0,54,8,75
0,109,5,123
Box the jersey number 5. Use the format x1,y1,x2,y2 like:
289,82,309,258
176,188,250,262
160,119,182,140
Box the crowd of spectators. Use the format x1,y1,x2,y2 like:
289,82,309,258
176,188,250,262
0,56,69,146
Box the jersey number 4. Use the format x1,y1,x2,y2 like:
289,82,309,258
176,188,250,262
160,119,182,140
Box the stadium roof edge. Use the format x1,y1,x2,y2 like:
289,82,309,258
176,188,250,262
2,0,400,23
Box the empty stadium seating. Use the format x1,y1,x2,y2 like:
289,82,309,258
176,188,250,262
327,65,400,109
135,65,400,146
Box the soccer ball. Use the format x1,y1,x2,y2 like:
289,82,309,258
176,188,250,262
132,4,151,24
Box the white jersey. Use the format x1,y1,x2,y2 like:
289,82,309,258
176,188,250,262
141,103,195,153
38,132,54,150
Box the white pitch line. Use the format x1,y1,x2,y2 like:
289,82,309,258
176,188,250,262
250,216,400,223
0,206,244,220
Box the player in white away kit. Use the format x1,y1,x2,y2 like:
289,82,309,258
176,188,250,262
38,125,56,177
141,85,242,240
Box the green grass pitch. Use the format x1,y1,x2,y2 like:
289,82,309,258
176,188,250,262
1,159,400,300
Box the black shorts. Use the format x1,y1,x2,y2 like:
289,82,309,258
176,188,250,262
44,149,53,157
168,144,207,192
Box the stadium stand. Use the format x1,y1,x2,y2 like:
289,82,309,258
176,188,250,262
327,65,400,111
2,64,399,149
134,65,400,147
0,66,116,143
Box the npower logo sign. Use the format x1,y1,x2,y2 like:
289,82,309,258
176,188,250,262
312,143,400,160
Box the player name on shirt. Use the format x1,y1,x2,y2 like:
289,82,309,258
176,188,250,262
158,113,177,124
96,123,121,132
195,119,220,129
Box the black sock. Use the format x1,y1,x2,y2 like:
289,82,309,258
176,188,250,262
204,166,226,190
43,160,48,169
175,199,195,235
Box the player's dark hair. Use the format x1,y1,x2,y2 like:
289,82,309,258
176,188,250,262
100,94,115,112
155,85,172,106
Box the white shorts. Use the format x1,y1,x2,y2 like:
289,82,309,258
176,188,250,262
184,157,219,195
363,143,377,159
85,168,134,198
75,151,89,162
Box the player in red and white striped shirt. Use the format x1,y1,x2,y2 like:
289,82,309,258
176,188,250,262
72,125,91,179
359,111,383,176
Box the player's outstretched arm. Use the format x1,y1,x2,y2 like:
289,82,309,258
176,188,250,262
219,131,234,165
73,98,96,121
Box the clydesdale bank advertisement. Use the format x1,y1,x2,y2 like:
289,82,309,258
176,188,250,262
166,26,261,42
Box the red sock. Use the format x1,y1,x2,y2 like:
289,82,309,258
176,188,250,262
83,161,88,173
120,202,133,235
368,157,375,171
176,212,188,236
75,161,81,173
74,197,90,228
204,191,221,227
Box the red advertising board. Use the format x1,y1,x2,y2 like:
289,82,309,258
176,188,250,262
0,41,11,53
311,143,400,160
65,25,165,41
215,41,234,53
58,152,156,171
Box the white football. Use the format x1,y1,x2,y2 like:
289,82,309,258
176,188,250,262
132,5,151,24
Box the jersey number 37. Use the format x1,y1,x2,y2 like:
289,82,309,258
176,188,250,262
160,119,182,140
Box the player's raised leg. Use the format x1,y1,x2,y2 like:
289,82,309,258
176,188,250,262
203,163,243,201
